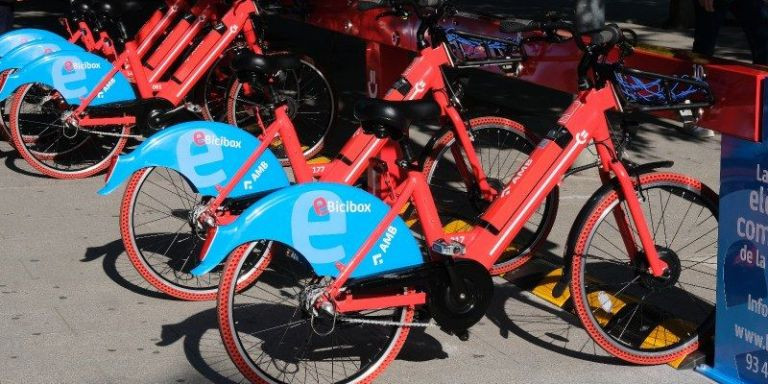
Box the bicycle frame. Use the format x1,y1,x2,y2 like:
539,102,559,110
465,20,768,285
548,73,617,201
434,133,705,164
317,81,669,315
60,0,187,61
71,0,264,128
204,42,493,218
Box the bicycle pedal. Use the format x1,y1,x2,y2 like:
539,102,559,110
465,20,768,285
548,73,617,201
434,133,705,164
431,239,466,256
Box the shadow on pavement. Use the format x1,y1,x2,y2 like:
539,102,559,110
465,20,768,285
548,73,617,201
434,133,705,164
82,238,174,300
485,282,630,366
3,150,49,178
158,307,448,383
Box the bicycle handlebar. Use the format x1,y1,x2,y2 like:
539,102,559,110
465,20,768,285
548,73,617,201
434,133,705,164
357,0,444,12
357,0,388,11
499,19,574,34
500,19,623,49
589,24,621,46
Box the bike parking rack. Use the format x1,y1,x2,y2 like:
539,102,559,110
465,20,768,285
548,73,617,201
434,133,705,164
279,0,765,141
276,1,768,381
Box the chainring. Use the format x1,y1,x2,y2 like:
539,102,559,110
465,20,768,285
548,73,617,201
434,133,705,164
427,259,494,334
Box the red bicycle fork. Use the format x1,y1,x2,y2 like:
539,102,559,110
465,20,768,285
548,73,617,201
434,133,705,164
475,85,669,277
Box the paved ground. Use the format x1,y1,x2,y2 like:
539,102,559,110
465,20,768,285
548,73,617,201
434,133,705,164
0,1,734,383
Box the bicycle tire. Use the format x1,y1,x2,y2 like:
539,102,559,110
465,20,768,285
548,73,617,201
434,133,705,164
568,172,718,364
9,83,128,179
120,167,269,301
226,58,335,165
218,242,414,383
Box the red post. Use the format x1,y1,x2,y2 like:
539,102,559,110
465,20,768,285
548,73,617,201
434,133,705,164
365,42,413,98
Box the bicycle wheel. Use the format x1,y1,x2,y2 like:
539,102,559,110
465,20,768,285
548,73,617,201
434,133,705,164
0,70,12,141
120,167,270,301
200,48,236,122
569,172,718,364
218,243,414,384
8,83,129,179
5,84,62,147
0,98,12,143
422,116,558,275
226,58,335,164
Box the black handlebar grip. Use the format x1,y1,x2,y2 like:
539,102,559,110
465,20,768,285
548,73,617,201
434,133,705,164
72,0,92,16
500,20,575,34
357,0,443,11
417,0,443,7
499,20,533,34
590,24,621,46
357,0,389,11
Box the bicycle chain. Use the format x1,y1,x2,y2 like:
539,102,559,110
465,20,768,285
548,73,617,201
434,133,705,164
71,102,204,141
83,130,144,140
338,316,434,328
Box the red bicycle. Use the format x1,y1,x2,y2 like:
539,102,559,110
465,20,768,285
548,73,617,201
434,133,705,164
6,0,334,179
109,0,556,301
212,17,718,383
0,0,175,139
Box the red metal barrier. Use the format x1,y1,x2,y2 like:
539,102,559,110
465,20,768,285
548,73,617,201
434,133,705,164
283,0,766,142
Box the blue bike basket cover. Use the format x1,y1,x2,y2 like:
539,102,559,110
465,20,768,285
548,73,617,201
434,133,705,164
612,67,714,111
445,28,522,62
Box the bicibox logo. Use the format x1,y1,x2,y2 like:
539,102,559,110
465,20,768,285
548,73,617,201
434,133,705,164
313,197,329,216
63,60,101,73
328,201,372,213
313,198,372,216
192,131,242,149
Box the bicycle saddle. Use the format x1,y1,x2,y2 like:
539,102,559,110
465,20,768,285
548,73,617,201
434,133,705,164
97,1,143,18
71,0,93,15
231,52,302,79
354,98,440,140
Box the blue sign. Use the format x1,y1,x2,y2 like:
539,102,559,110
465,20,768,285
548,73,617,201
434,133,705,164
700,78,768,383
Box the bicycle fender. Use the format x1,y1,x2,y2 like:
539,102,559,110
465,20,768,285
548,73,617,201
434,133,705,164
0,51,135,105
98,122,289,197
191,183,424,278
0,40,84,74
0,29,69,57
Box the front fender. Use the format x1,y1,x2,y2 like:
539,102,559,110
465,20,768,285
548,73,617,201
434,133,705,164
0,40,84,74
0,29,69,57
0,50,135,105
98,121,289,197
192,183,424,278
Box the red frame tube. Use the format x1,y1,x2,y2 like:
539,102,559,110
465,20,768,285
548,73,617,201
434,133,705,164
70,0,265,126
204,43,494,220
148,4,216,83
